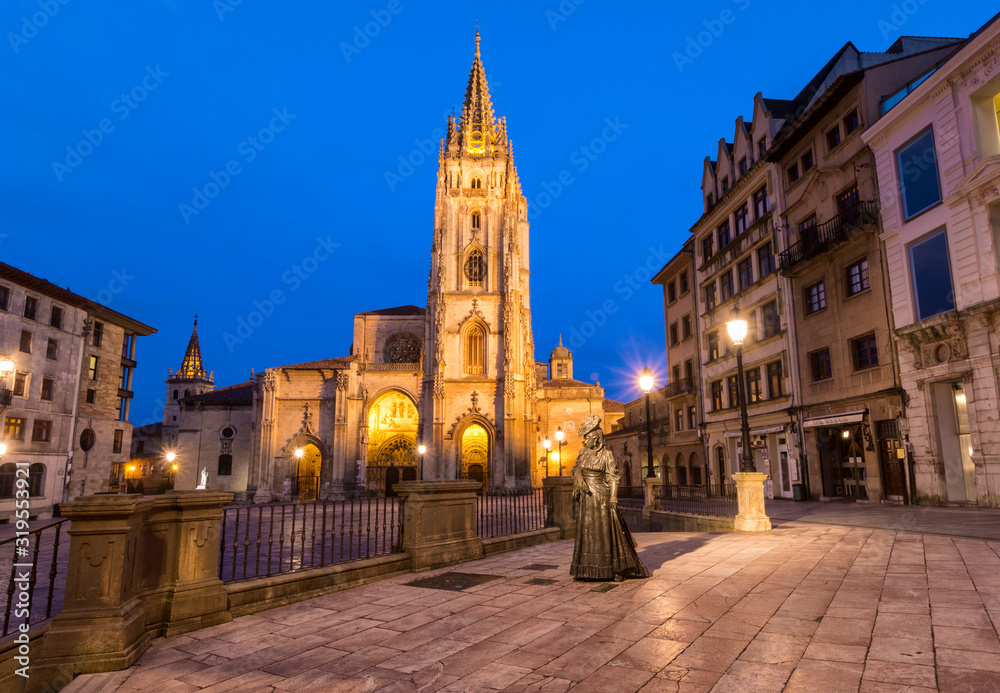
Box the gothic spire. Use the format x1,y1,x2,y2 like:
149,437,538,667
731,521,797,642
460,31,497,156
176,317,211,382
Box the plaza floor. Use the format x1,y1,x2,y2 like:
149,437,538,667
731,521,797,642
63,501,1000,692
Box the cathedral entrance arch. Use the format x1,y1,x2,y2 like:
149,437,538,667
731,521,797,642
293,442,322,501
366,390,418,495
460,422,490,493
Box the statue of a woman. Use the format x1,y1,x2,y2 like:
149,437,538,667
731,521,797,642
570,414,649,581
198,467,208,489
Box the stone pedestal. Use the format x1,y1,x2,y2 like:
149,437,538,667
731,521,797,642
644,476,663,516
394,480,483,571
543,476,576,539
733,472,772,532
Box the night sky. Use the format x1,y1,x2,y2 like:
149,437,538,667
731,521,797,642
1,1,993,426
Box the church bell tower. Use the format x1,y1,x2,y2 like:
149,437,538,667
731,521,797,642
421,32,536,488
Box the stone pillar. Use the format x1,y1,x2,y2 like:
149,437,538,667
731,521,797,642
394,480,483,570
643,476,663,516
543,476,576,539
733,472,772,532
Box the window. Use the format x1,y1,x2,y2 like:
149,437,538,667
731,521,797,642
851,333,879,370
801,150,814,171
738,157,748,176
681,315,691,340
702,236,714,261
50,306,63,329
218,454,233,476
727,375,739,409
707,332,720,361
684,359,693,382
112,429,123,454
846,258,870,296
13,372,26,397
717,220,731,249
672,365,681,384
757,242,775,277
711,381,724,411
738,257,754,290
705,282,717,311
837,185,860,217
79,428,95,451
86,389,96,404
0,286,8,311
910,229,954,320
721,176,729,193
28,463,44,497
720,270,734,301
135,440,145,454
464,249,486,287
688,406,697,430
19,330,32,353
41,377,53,401
669,323,679,346
844,109,860,134
464,324,486,374
897,129,941,220
4,417,24,440
470,176,481,189
23,296,36,320
88,355,99,380
706,193,714,209
667,281,677,303
471,211,481,229
735,204,749,235
32,420,52,443
767,361,783,398
221,426,235,439
805,281,826,315
827,125,841,150
46,338,58,360
679,272,689,294
675,409,684,431
92,321,104,347
0,464,14,498
752,186,768,219
746,367,762,403
810,349,832,381
788,162,800,183
761,301,779,338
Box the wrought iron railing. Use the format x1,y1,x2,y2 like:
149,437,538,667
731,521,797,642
657,483,737,517
617,486,645,508
218,498,403,583
778,201,879,271
1,519,69,638
476,487,549,539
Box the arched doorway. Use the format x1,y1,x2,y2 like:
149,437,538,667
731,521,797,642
295,443,322,500
367,390,419,494
461,423,489,493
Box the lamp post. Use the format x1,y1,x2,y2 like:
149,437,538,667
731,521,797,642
166,451,176,491
726,308,755,474
417,444,426,480
639,367,655,478
542,437,551,478
555,427,566,476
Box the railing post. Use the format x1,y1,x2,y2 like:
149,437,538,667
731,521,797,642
393,481,483,571
643,476,663,518
542,476,575,539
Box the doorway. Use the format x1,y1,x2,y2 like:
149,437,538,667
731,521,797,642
461,423,489,493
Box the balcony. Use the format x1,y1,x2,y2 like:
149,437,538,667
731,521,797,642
662,378,698,398
778,201,879,273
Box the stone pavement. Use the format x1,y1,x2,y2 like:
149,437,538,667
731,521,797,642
63,502,1000,692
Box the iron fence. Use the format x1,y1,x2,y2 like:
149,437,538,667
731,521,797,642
657,483,738,517
476,487,549,539
617,486,645,508
219,497,403,583
1,518,69,638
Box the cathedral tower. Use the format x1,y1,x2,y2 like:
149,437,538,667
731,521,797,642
421,33,536,488
164,318,214,446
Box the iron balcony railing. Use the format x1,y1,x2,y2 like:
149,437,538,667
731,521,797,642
218,497,403,583
1,519,69,639
778,200,879,272
476,487,549,539
616,486,645,508
657,483,738,517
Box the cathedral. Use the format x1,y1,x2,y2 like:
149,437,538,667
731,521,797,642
131,34,621,500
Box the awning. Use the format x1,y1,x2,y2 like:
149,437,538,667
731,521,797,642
802,410,866,429
724,425,787,438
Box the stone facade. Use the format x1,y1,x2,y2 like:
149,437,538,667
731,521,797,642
864,17,1000,506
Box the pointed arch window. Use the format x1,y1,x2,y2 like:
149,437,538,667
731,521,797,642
471,211,481,229
471,176,482,189
465,324,486,375
465,249,486,288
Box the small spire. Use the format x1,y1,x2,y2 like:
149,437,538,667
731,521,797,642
176,317,212,383
559,334,563,347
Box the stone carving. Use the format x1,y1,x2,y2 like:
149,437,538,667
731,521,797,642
83,541,110,568
197,467,208,489
384,333,421,364
899,318,967,369
337,372,349,390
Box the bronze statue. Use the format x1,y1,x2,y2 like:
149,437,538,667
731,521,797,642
570,414,650,581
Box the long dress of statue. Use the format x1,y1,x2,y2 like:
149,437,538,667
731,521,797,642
570,415,650,581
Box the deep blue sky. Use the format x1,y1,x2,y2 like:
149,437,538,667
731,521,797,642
1,1,993,425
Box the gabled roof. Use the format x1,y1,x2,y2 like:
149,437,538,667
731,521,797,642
281,356,355,370
541,378,599,389
184,382,253,404
359,305,426,316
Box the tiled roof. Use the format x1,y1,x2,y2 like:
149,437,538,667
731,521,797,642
185,382,253,403
541,378,599,389
602,399,625,413
281,356,355,370
360,305,426,316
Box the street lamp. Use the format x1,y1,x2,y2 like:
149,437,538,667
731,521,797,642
555,427,566,476
639,367,655,478
0,442,6,457
542,437,551,478
417,444,426,480
165,451,177,490
726,307,755,474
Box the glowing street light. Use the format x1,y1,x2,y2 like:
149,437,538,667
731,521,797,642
0,357,14,375
639,367,655,478
166,451,176,462
726,306,755,474
555,427,566,476
417,444,426,480
0,442,6,457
